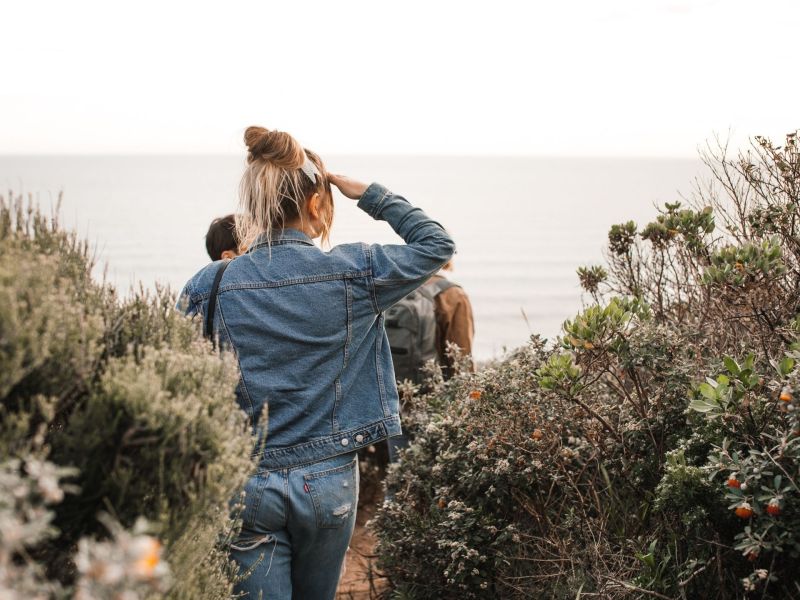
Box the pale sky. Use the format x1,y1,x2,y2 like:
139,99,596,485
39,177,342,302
1,0,797,156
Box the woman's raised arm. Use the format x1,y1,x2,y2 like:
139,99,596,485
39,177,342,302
329,173,456,312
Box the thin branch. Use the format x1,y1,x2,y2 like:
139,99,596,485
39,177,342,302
602,575,674,600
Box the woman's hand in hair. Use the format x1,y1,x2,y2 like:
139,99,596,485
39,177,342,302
327,174,369,200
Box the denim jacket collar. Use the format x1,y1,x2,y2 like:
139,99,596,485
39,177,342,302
248,228,315,252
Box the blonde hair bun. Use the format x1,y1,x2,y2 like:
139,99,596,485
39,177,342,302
244,126,305,169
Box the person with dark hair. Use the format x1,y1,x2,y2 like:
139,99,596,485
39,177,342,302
385,258,474,384
205,214,240,261
384,258,474,466
427,260,475,376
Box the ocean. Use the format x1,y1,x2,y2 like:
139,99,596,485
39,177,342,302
0,155,703,360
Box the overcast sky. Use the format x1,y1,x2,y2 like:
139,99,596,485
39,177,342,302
1,0,797,156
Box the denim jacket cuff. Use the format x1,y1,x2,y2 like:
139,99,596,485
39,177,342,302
356,183,391,218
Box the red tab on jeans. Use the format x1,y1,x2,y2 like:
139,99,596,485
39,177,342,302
304,483,310,493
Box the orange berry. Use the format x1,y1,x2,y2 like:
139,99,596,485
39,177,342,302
766,501,781,516
746,551,759,562
735,503,754,519
469,390,482,400
437,497,446,509
131,537,162,579
532,429,543,440
726,477,741,489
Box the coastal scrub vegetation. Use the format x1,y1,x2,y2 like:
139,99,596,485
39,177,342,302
0,196,254,598
3,131,800,600
373,133,800,599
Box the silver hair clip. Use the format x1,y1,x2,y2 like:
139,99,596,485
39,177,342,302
300,157,320,184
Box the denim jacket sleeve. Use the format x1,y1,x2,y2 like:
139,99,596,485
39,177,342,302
357,183,456,312
176,276,201,317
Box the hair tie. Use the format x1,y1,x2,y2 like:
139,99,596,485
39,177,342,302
300,157,320,184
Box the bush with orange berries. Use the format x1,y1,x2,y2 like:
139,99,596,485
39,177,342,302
374,132,800,599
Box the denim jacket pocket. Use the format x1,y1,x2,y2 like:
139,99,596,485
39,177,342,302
303,457,358,529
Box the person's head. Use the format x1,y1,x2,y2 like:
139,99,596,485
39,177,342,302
205,214,241,261
236,126,333,250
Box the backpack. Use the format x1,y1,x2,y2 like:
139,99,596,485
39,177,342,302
385,278,458,384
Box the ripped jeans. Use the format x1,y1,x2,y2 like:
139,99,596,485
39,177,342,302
230,452,359,599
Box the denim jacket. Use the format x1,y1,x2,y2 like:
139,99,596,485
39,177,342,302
178,183,456,469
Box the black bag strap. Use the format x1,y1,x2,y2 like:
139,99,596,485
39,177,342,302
204,259,232,344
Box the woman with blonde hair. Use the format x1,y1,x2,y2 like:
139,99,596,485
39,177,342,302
178,126,455,598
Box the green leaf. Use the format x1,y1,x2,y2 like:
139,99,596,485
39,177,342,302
723,356,740,375
699,383,717,400
780,357,795,377
688,399,720,413
638,552,655,568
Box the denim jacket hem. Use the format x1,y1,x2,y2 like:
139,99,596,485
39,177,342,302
254,415,402,470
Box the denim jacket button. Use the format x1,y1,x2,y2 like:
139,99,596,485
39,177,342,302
340,438,349,446
355,434,364,443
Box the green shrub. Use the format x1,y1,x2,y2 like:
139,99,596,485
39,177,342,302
702,238,785,287
690,353,800,581
373,132,800,599
0,194,255,599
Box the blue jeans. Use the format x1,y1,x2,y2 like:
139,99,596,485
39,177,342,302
231,452,359,599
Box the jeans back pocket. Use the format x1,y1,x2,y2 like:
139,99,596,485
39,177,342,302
303,457,358,529
240,471,270,530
